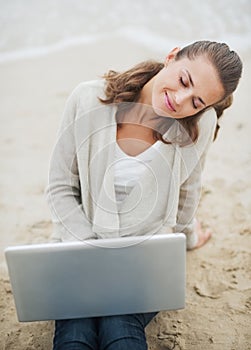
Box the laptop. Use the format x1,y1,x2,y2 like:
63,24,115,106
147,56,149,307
4,233,186,322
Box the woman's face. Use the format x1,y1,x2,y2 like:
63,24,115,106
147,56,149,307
151,50,224,119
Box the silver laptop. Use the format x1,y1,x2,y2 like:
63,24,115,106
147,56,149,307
4,233,186,322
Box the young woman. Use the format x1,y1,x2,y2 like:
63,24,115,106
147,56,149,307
46,40,242,350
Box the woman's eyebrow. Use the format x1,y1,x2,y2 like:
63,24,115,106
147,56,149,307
186,69,206,106
198,97,206,106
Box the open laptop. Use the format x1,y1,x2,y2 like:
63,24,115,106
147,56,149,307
4,233,186,322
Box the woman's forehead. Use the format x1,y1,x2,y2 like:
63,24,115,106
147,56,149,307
174,56,224,105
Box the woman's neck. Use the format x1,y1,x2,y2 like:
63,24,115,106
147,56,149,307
138,75,155,106
117,77,158,129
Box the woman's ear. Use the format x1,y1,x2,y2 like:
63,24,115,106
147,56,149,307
165,47,180,66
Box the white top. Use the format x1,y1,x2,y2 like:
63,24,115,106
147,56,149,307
114,142,160,209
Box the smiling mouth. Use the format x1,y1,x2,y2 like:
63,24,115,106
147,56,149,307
164,92,176,112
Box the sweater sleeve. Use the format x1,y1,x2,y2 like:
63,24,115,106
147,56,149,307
45,84,96,242
174,109,217,250
174,154,204,249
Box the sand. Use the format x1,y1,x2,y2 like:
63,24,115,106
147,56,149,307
0,37,250,349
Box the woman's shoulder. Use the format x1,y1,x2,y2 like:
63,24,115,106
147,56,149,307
179,108,217,162
70,79,106,109
73,78,105,96
74,79,105,92
198,108,217,133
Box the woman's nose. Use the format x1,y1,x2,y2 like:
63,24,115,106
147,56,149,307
175,89,192,105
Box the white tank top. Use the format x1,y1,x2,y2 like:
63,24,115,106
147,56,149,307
114,141,160,209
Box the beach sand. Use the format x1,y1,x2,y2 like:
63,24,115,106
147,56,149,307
0,37,250,349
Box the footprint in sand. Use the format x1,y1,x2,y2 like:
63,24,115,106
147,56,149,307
194,268,230,299
245,296,251,311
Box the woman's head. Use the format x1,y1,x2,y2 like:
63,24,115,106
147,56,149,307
151,41,242,119
175,40,242,101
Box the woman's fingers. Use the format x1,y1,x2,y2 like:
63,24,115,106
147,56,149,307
196,229,212,248
194,220,212,249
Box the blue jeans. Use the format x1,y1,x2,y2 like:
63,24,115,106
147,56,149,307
53,312,157,350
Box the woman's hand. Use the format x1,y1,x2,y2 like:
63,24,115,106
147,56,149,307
194,219,212,249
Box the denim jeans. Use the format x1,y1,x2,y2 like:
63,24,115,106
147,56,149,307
53,312,157,350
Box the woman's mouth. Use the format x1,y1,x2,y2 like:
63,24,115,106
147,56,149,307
164,92,176,112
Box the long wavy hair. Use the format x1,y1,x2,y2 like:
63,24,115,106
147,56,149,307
99,41,242,145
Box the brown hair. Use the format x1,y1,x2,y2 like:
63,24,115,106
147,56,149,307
100,40,242,145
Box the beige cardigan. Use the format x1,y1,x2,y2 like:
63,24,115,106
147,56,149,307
46,80,216,249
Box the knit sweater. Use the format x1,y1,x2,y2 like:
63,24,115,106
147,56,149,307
45,80,216,249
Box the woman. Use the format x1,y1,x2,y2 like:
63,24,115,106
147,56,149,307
46,40,242,349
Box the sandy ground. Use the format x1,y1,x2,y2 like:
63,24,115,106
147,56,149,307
0,38,250,350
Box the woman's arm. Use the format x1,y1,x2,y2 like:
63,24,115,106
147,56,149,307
174,158,203,249
174,109,217,250
45,85,95,242
175,157,211,250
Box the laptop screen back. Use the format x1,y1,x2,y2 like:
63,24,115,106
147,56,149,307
5,233,186,322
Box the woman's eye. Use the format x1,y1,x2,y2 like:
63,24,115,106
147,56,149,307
192,99,198,109
179,77,187,87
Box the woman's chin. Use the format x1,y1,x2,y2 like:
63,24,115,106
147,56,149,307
153,105,174,118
